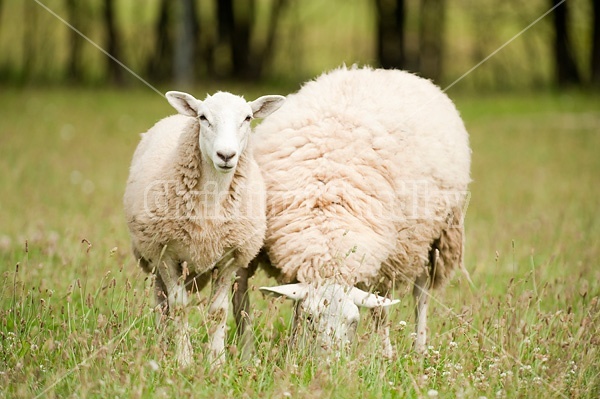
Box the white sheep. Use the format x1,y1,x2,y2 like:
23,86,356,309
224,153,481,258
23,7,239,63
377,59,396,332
123,90,284,366
252,66,471,357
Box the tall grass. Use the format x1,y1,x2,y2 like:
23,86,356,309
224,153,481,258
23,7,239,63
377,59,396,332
0,87,599,398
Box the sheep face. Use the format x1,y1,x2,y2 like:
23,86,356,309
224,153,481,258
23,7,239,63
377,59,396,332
261,283,399,354
166,91,285,173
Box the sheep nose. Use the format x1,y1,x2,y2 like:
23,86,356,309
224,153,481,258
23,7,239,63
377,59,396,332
216,151,236,163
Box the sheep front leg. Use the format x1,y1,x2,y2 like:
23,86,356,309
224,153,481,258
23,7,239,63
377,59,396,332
156,256,193,367
412,273,429,354
413,250,436,354
233,266,255,361
370,306,394,359
208,261,237,366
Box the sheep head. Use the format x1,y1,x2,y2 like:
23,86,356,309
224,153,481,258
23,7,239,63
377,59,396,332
260,283,400,354
166,91,285,173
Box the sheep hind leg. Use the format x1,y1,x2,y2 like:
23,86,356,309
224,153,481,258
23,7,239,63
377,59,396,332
413,249,437,354
232,266,255,361
156,255,193,367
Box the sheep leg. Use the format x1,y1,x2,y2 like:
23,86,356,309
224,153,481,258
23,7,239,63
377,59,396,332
232,266,255,361
156,256,193,367
370,306,394,359
208,260,237,366
153,271,169,325
413,250,436,354
290,301,302,348
412,272,429,353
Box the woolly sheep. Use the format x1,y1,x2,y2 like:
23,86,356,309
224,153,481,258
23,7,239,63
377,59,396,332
253,66,471,357
123,90,285,366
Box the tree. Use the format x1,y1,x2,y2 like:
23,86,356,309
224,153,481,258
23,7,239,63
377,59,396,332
103,0,124,85
147,0,174,82
22,0,37,81
0,0,4,33
591,0,600,87
374,0,408,69
252,0,288,78
216,0,253,79
551,0,580,86
173,0,198,85
65,0,84,82
215,0,288,80
419,0,445,82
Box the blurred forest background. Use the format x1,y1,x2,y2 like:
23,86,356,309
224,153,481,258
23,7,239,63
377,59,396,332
1,0,598,91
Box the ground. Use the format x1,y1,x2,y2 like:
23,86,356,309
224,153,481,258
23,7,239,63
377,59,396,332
0,86,599,398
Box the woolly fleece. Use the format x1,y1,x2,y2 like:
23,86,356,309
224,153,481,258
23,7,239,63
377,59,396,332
124,114,266,278
254,66,471,290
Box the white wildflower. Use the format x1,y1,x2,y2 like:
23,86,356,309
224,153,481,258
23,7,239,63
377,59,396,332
148,360,159,372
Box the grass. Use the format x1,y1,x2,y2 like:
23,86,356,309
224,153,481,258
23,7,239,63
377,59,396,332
3,0,594,89
0,85,599,398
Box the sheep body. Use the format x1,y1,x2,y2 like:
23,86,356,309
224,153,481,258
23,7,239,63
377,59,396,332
255,66,471,354
125,114,265,273
124,91,284,366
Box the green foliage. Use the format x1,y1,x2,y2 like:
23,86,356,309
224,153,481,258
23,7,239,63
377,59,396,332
0,87,599,398
0,0,595,88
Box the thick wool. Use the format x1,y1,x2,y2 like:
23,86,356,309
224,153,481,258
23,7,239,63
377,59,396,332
124,114,266,279
254,67,471,290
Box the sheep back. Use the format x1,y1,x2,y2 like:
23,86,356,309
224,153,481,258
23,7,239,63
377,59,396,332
254,66,470,288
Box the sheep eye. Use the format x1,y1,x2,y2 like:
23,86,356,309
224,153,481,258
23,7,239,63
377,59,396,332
244,115,252,123
199,115,208,122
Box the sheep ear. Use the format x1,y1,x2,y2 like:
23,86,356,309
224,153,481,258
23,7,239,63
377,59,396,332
166,91,200,117
349,287,400,308
260,283,308,301
250,95,285,119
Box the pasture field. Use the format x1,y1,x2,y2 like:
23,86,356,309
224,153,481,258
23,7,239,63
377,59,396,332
0,86,599,398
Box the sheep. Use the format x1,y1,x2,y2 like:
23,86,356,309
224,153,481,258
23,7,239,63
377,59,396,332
251,66,471,357
123,90,285,366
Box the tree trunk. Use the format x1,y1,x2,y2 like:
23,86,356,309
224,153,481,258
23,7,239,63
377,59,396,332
231,0,255,79
103,0,124,85
216,0,234,77
374,0,407,69
254,0,289,78
22,0,36,81
0,0,4,33
217,0,234,42
216,0,256,79
65,0,83,82
551,0,580,86
147,0,173,82
173,0,198,85
419,0,445,82
591,0,600,87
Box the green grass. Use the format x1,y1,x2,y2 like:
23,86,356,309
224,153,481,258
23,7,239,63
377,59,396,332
1,86,599,398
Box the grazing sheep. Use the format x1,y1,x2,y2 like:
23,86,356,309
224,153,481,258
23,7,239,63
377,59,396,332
253,66,471,357
123,90,284,366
